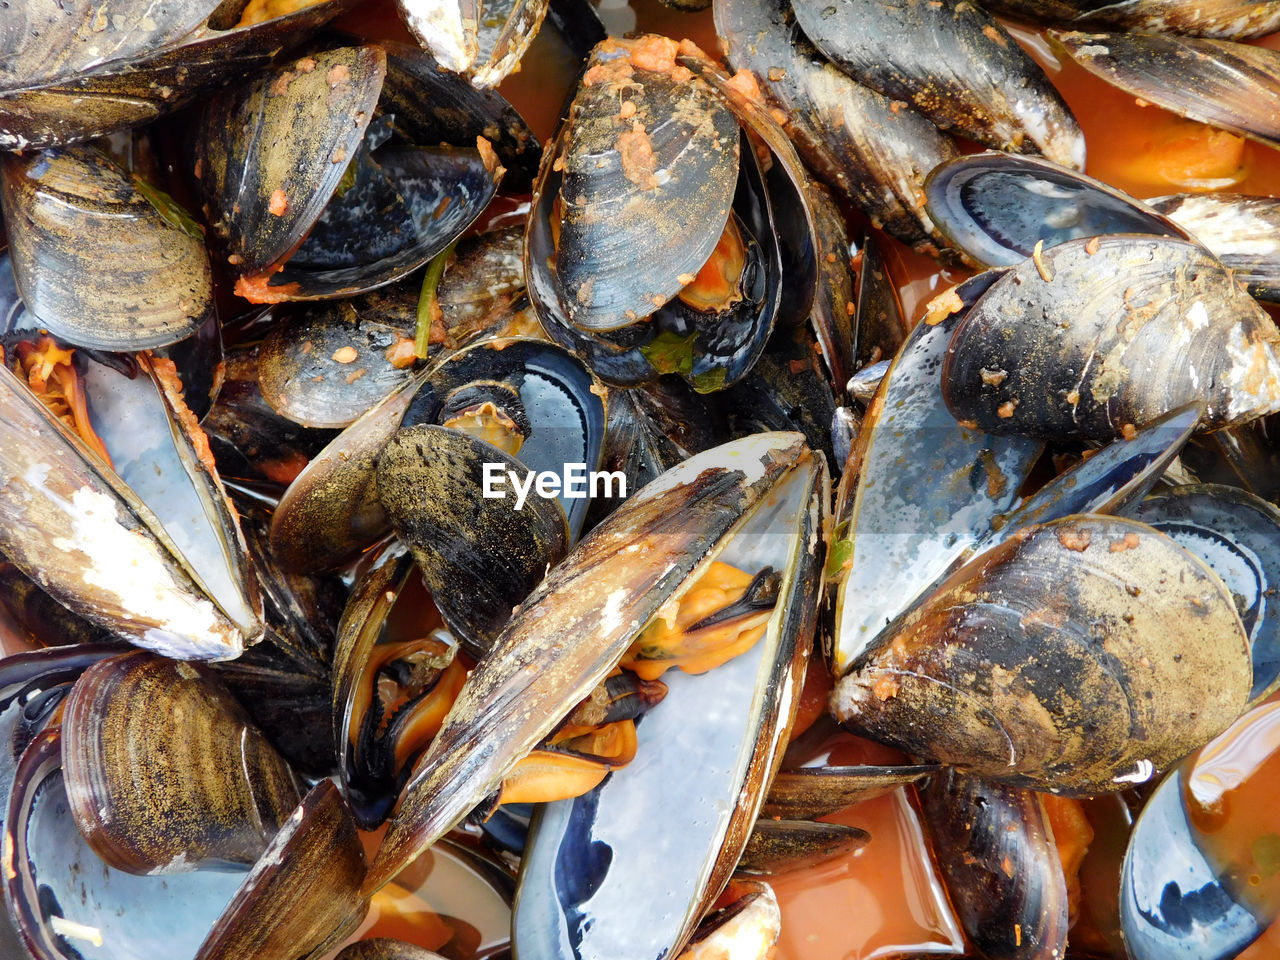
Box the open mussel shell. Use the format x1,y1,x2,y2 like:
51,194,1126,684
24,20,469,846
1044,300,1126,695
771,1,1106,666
0,363,254,659
925,152,1190,269
551,37,739,333
829,273,1043,674
362,432,814,896
270,337,604,572
194,780,368,960
379,42,540,190
942,235,1280,440
199,44,503,303
1053,31,1280,148
982,0,1280,39
678,881,781,960
513,438,824,959
336,942,447,960
1150,194,1280,302
989,402,1202,543
270,368,429,573
61,650,303,874
715,0,958,258
0,0,353,149
1129,484,1280,704
921,770,1068,960
0,146,213,351
5,729,248,960
1121,701,1280,960
377,425,571,656
82,352,263,647
792,0,1083,168
834,514,1252,795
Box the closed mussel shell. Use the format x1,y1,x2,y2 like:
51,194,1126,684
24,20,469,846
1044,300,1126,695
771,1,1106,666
942,235,1280,439
1150,193,1280,302
981,0,1280,39
833,514,1252,795
553,37,740,332
61,651,303,874
0,145,213,351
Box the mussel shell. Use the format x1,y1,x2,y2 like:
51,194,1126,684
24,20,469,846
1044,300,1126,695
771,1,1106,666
1120,701,1280,960
982,0,1280,39
925,152,1190,269
256,294,423,430
0,362,250,660
553,37,740,332
62,651,303,874
380,41,540,188
1150,194,1280,302
920,771,1068,960
269,143,503,302
376,425,570,656
82,353,263,644
198,45,385,275
513,444,824,959
680,881,780,960
362,432,812,896
1053,31,1280,147
1130,484,1280,703
715,0,958,256
834,514,1252,795
805,183,855,390
990,402,1201,542
194,780,367,960
269,368,429,573
738,820,869,876
829,272,1043,674
401,338,608,539
761,764,937,819
5,729,248,960
792,0,1083,168
0,146,213,350
942,235,1280,439
0,0,215,92
0,1,353,149
395,0,481,74
336,941,446,960
853,234,908,368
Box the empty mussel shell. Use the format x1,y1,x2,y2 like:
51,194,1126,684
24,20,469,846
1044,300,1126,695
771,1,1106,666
942,235,1280,440
828,273,1043,674
834,514,1252,795
925,152,1190,268
0,362,254,660
1121,701,1280,960
61,651,303,874
0,146,214,351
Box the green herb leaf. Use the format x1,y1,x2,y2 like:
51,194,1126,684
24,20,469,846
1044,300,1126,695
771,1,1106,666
825,538,854,580
690,366,727,394
415,241,457,359
639,330,697,377
133,176,203,241
333,156,360,198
